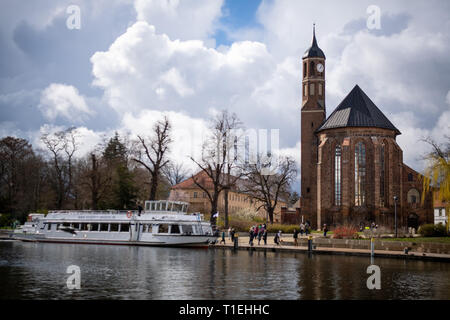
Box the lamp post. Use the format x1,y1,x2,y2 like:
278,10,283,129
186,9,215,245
393,196,398,238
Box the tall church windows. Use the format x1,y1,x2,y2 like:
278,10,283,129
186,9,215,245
335,145,342,206
310,61,315,76
380,142,386,206
310,83,315,96
355,142,366,206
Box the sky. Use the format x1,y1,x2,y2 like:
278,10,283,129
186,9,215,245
0,0,449,190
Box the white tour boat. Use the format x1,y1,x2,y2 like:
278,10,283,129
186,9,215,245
12,200,217,248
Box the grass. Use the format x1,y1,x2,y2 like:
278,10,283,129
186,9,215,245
312,230,334,234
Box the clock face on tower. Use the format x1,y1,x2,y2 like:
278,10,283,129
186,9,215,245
316,63,324,73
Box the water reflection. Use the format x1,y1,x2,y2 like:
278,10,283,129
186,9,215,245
0,241,449,300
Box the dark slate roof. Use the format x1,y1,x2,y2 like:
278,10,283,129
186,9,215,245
316,85,401,135
302,25,326,59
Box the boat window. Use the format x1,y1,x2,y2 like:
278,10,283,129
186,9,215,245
170,225,180,234
100,223,109,232
80,223,88,231
151,202,156,211
62,223,70,227
182,225,193,235
110,224,119,232
72,223,80,230
47,223,52,231
120,224,130,232
158,224,169,233
89,223,99,231
145,202,150,211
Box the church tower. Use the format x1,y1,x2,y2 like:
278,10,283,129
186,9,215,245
301,25,326,229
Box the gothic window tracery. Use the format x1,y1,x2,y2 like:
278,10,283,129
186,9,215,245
335,145,342,206
355,142,366,206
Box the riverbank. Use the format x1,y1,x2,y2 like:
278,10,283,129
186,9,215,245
211,234,450,262
0,229,12,240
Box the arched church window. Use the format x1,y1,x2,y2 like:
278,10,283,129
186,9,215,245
335,145,342,206
355,142,366,206
408,173,413,181
407,188,420,204
310,61,315,76
380,142,385,206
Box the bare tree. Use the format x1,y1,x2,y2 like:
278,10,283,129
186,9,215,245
41,127,78,209
163,162,190,186
190,110,243,227
240,154,297,224
132,117,172,200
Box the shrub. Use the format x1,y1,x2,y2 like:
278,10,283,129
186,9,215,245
333,225,359,239
0,213,13,228
266,224,298,234
419,223,448,237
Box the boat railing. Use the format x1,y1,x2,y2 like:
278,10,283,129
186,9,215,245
48,210,134,215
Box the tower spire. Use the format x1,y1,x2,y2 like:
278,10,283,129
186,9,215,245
312,23,317,46
303,23,325,59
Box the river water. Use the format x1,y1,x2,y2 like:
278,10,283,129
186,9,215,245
0,241,449,300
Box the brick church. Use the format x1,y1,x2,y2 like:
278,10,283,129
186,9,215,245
300,26,433,230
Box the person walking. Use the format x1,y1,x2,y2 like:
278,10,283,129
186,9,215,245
220,230,226,244
249,227,254,246
257,228,263,245
323,224,328,237
274,232,279,245
228,227,232,240
305,222,310,235
263,229,268,245
293,228,299,246
230,228,235,242
300,223,305,236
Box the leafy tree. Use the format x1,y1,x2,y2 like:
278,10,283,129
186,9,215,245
102,132,137,209
0,136,43,220
422,136,450,231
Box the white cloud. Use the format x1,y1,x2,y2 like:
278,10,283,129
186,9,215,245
90,21,296,140
38,83,93,123
119,109,209,169
134,0,224,42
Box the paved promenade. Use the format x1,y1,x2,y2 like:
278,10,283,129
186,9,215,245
212,234,450,262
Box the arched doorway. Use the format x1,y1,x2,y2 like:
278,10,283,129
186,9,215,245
407,213,419,230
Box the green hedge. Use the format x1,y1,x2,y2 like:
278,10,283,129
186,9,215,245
418,223,448,237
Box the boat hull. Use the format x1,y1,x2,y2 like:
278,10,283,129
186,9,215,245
12,233,217,248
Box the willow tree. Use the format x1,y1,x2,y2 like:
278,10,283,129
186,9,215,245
421,136,450,230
